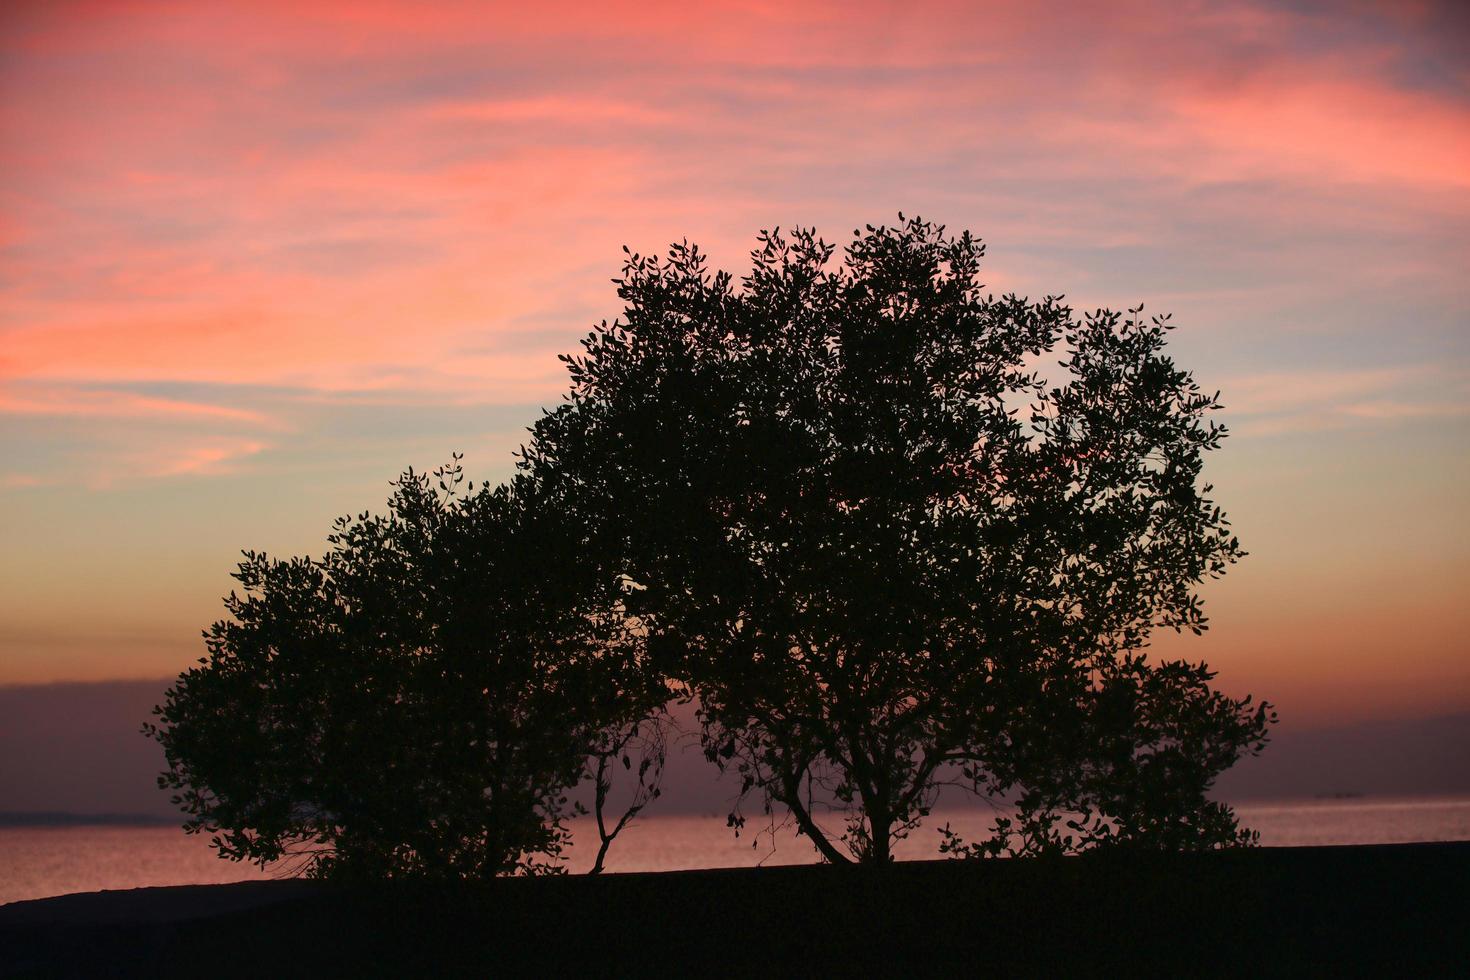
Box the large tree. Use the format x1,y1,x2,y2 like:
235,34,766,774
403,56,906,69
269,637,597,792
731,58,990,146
522,217,1273,863
147,459,666,878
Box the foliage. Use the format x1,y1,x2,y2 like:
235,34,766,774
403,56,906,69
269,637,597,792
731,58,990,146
146,459,666,879
940,657,1272,858
521,216,1273,863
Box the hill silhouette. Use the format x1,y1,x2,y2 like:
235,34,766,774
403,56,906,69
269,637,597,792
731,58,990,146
3,680,1467,825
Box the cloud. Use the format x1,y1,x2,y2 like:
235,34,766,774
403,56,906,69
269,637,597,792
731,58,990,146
146,438,270,478
1221,367,1419,416
0,0,1465,730
1162,75,1470,189
1339,400,1470,420
0,384,272,424
74,436,274,489
1219,365,1470,436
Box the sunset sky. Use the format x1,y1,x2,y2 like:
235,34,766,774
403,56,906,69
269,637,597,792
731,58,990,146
1,0,1466,728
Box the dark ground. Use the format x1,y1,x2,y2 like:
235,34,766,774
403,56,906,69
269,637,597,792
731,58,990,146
2,842,1467,977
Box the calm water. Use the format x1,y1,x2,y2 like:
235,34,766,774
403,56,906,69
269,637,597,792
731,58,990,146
4,796,1468,907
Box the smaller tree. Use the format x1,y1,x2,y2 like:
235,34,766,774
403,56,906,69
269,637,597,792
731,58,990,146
146,458,667,878
585,712,669,875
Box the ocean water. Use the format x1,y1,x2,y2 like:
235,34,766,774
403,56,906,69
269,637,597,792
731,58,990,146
3,796,1468,907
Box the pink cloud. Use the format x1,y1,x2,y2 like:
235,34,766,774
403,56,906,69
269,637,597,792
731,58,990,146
148,438,270,478
1339,400,1470,420
1219,365,1470,437
0,385,272,424
1165,76,1470,189
68,436,275,489
0,1,1465,722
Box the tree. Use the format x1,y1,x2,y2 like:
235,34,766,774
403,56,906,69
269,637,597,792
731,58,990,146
146,458,667,879
521,216,1274,864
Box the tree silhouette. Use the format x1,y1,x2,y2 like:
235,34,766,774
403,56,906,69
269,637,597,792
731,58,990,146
522,216,1273,863
146,459,666,878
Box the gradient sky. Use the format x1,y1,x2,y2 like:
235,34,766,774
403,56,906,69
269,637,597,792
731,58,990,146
1,0,1466,728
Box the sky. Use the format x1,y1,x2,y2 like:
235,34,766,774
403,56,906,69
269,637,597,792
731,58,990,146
1,0,1466,729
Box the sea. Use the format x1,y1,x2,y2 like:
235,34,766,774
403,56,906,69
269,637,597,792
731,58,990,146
3,795,1468,907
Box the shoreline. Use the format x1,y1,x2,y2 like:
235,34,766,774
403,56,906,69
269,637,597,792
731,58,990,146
6,793,1470,907
3,842,1466,975
6,790,1469,831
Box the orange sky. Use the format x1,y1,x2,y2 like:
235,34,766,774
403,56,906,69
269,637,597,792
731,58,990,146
1,0,1466,727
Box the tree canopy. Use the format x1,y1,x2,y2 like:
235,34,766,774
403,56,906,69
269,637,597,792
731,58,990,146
147,460,666,878
150,216,1272,874
521,216,1273,862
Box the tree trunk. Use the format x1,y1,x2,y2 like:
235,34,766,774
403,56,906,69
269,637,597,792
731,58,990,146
869,815,891,863
864,797,893,864
590,836,613,876
589,753,611,875
781,774,852,865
